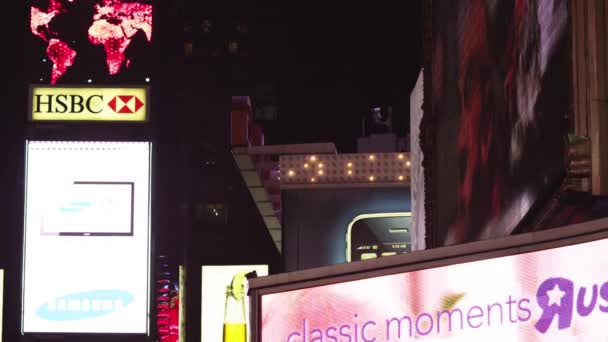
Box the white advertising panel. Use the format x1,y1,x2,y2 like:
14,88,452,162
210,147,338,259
1,269,4,341
22,141,151,334
201,265,268,342
261,236,608,341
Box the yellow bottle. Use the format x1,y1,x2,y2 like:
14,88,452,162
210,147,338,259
223,272,248,342
223,322,246,342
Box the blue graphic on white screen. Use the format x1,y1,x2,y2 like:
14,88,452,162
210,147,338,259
41,182,134,236
60,201,91,212
37,290,134,321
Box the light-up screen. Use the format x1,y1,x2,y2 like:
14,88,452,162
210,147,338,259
428,0,569,245
423,0,571,246
346,213,412,262
202,265,268,342
30,86,148,122
41,182,134,236
261,237,608,341
0,269,3,342
30,0,153,84
23,141,151,334
410,69,425,251
283,188,411,271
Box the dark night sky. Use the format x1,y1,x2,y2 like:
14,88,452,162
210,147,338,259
249,2,423,152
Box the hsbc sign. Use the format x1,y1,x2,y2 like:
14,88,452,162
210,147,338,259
107,96,145,114
30,86,148,122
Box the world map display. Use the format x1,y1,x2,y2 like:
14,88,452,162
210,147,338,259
30,0,152,84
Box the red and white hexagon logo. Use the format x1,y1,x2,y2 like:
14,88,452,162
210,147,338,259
107,95,145,114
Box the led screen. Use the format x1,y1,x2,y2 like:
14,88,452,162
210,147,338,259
29,0,153,84
22,141,151,334
41,182,133,236
283,188,411,271
201,265,268,342
428,0,569,245
410,69,425,251
346,213,412,262
262,236,608,341
179,265,186,342
0,269,3,342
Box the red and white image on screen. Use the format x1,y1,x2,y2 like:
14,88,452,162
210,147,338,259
430,0,569,246
30,0,152,84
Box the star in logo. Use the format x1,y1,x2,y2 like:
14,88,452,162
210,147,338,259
546,284,565,306
107,95,144,114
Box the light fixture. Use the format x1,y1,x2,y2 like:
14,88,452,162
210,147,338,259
398,175,404,181
87,79,92,83
310,177,316,182
145,77,150,82
318,170,324,175
347,162,353,168
310,156,317,162
369,155,375,161
304,163,309,169
406,161,411,167
347,170,353,175
369,176,375,181
318,163,324,168
288,170,295,176
398,154,404,160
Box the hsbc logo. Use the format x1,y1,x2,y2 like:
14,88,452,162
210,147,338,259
30,87,148,122
34,94,145,115
108,95,145,114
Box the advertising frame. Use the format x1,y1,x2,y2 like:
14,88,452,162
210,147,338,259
28,85,151,123
345,212,412,262
421,0,572,248
248,217,608,342
201,265,269,342
179,265,186,342
0,269,3,342
21,140,153,339
281,185,412,271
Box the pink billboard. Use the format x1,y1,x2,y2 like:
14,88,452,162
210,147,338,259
261,237,608,341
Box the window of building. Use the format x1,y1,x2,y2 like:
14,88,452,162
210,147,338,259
184,41,193,57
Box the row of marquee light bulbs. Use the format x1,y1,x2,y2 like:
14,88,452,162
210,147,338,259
280,154,411,184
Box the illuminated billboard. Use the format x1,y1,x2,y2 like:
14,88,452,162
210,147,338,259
426,0,569,245
410,69,425,251
260,225,608,341
30,86,148,122
283,187,411,271
22,141,152,334
201,265,268,342
346,213,412,262
0,269,3,342
30,0,153,84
